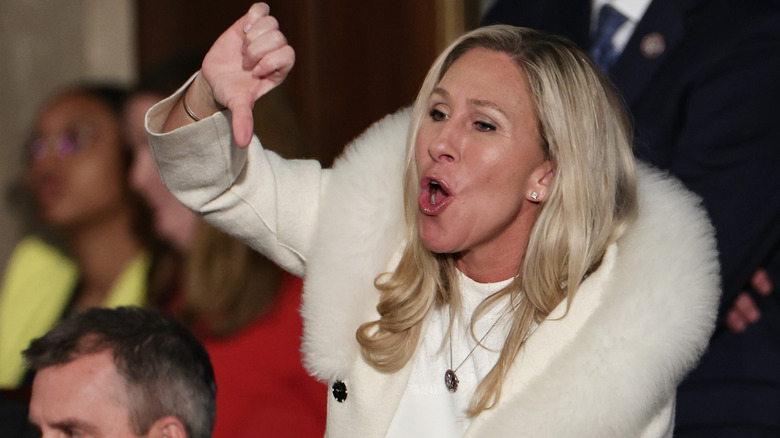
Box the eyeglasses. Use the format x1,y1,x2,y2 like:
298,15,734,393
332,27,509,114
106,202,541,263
26,127,92,162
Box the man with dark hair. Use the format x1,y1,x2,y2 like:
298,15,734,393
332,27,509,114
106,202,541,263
24,306,216,438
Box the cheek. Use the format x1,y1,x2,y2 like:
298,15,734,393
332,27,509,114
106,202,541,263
73,155,127,203
414,122,440,161
463,151,510,193
492,148,540,189
26,162,47,186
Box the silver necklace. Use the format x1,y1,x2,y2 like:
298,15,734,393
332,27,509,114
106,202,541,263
445,302,516,392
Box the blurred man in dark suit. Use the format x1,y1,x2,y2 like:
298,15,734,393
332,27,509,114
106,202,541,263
484,0,780,435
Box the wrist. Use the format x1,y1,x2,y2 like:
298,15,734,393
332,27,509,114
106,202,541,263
182,72,224,121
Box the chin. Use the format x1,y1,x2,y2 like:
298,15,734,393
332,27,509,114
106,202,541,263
40,209,73,230
423,244,448,255
418,232,456,255
418,219,452,254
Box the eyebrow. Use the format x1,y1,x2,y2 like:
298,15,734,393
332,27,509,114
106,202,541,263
468,98,507,117
50,418,97,434
431,87,450,100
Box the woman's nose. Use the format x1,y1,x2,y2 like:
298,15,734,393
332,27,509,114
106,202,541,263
428,123,461,163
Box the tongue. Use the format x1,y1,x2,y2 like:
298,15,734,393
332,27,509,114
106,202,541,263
431,186,446,205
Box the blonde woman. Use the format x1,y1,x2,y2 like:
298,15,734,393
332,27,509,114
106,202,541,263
146,3,720,437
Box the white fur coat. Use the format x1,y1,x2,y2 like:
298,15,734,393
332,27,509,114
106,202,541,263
148,94,720,437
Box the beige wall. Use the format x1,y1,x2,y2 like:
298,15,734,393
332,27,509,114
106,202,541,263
0,0,136,277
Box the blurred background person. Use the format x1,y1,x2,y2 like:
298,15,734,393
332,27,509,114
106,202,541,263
123,56,326,437
483,0,780,435
0,84,157,436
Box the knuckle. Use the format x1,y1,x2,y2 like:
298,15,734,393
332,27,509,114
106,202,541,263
247,44,262,60
264,15,279,31
270,30,286,46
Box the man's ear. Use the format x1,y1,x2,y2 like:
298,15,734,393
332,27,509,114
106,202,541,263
527,160,555,203
147,415,188,438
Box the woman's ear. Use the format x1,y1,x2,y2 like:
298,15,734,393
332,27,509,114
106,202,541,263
528,160,555,203
148,416,188,438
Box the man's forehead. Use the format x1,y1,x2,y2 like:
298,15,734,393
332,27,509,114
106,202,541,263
29,350,132,433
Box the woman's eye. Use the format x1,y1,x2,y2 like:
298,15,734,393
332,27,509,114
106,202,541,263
429,108,447,121
475,121,496,132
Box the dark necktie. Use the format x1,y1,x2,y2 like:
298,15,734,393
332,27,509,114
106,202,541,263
590,4,628,72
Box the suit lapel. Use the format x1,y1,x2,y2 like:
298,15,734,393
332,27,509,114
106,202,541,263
611,0,686,105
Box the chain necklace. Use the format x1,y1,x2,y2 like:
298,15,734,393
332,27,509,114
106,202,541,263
444,300,517,392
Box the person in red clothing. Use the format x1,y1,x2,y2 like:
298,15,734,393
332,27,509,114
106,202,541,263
122,57,326,437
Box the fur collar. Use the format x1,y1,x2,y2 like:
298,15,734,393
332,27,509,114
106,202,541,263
301,109,411,380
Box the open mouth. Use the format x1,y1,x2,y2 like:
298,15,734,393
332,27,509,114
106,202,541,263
429,180,447,205
419,177,452,215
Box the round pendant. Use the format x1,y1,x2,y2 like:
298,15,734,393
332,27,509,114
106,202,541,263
444,369,459,392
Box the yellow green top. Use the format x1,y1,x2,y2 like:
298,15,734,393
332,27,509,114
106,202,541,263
0,236,149,388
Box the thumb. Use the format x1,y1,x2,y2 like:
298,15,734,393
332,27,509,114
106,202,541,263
230,101,255,148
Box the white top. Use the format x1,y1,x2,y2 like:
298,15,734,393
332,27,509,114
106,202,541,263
385,272,517,438
591,0,653,53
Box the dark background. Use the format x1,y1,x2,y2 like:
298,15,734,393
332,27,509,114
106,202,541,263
137,1,481,165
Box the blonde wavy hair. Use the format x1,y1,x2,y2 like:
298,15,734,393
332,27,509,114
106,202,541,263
357,25,638,416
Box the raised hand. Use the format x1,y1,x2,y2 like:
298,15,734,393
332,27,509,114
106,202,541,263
172,3,294,147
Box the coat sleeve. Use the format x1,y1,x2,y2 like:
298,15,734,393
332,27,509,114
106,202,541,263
145,82,326,277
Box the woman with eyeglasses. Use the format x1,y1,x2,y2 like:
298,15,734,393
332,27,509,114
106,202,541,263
0,85,155,436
